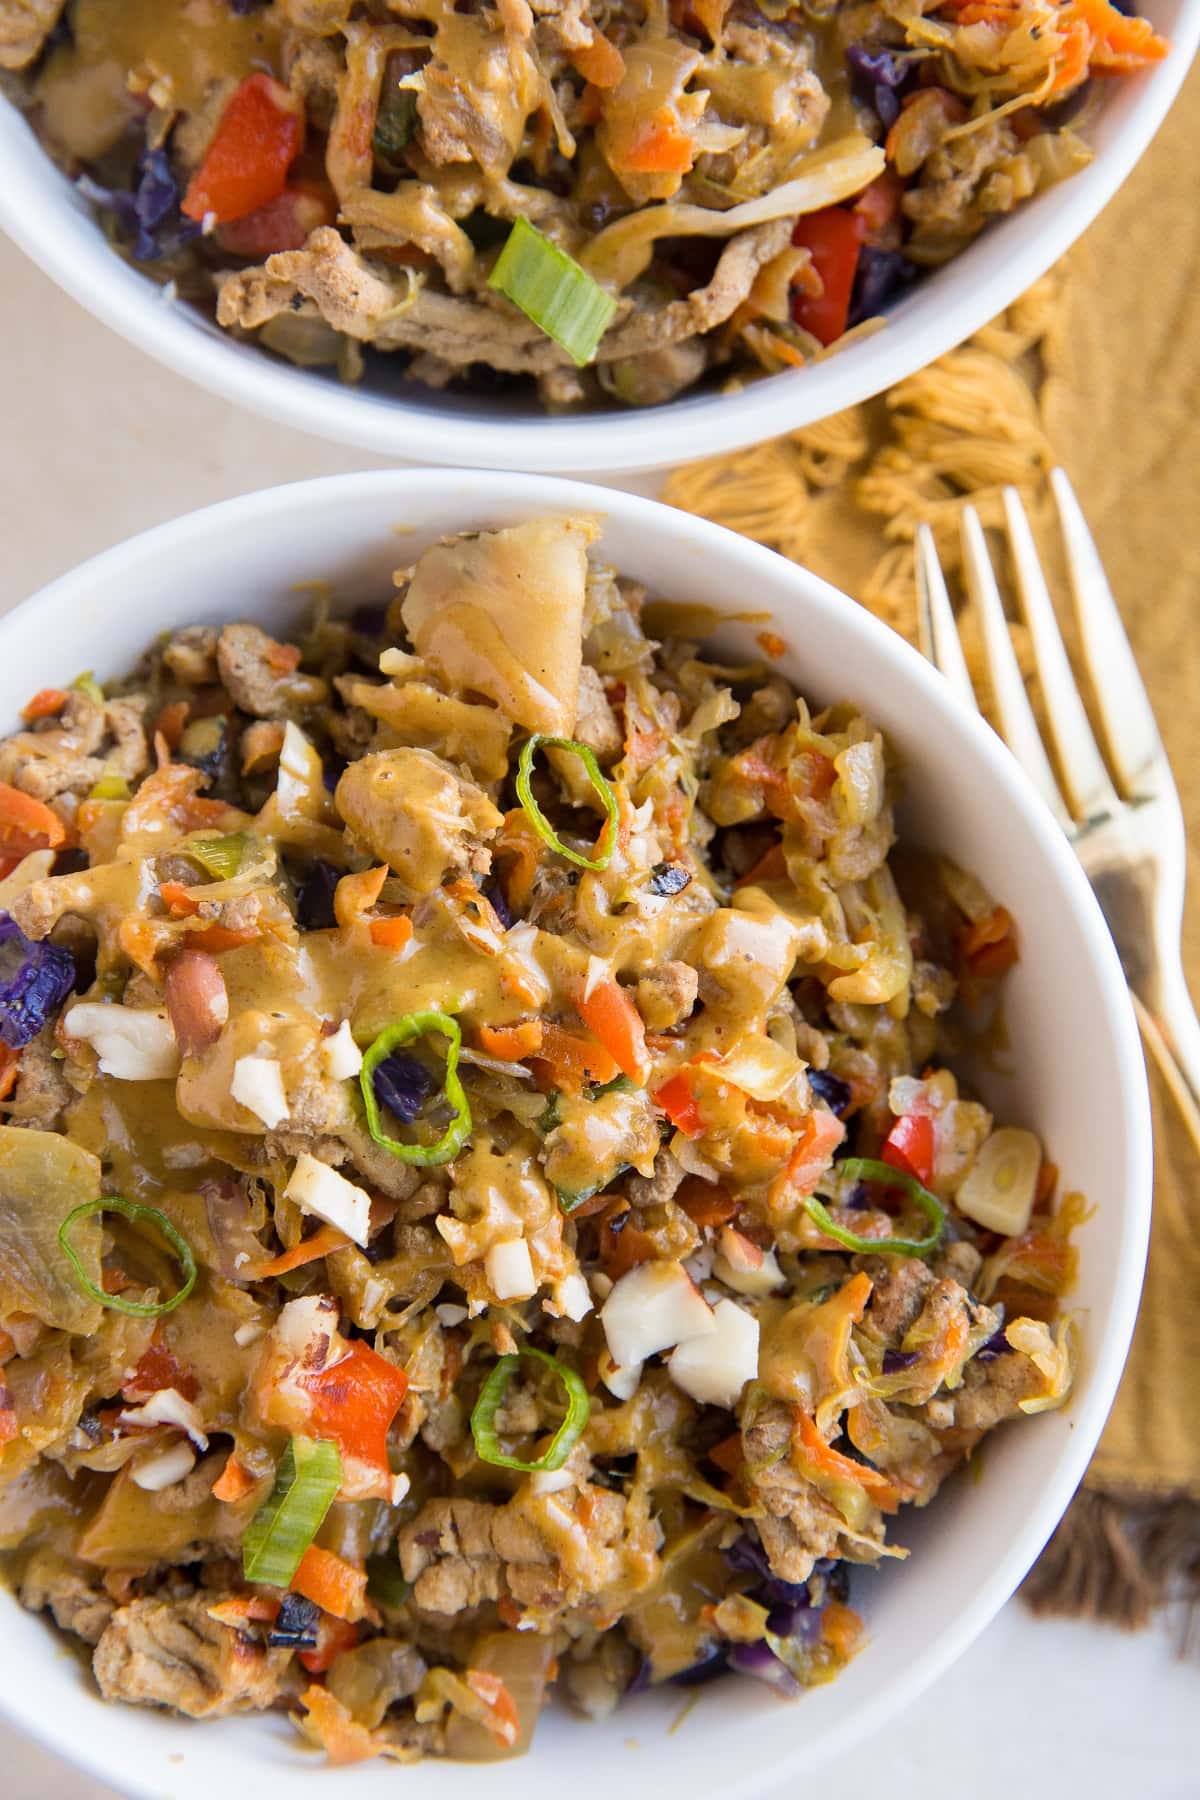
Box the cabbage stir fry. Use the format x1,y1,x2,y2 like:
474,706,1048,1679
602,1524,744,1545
5,0,1167,408
0,517,1082,1763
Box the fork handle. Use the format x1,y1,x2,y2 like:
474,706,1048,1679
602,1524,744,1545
1131,962,1200,1160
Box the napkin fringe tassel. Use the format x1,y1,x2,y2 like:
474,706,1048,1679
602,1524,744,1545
1022,1488,1200,1639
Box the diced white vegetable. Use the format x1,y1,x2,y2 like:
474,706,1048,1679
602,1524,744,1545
601,1261,714,1370
956,1128,1042,1236
599,1352,643,1402
552,1272,593,1322
63,1003,180,1081
322,1020,363,1081
273,1294,343,1363
231,1054,289,1128
589,1271,613,1301
668,1299,759,1408
529,1467,575,1496
714,1038,805,1103
131,1440,197,1491
435,1303,469,1328
233,1321,265,1348
390,1472,411,1505
118,1386,209,1450
582,954,609,1001
276,720,326,823
283,1150,372,1247
712,1227,787,1298
486,1237,536,1301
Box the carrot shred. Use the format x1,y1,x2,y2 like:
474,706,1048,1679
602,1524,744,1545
465,1670,520,1748
0,782,66,852
187,923,259,952
159,880,200,918
495,808,543,913
368,915,413,950
292,1545,370,1622
576,979,649,1084
707,1431,744,1476
755,631,787,660
153,700,189,750
621,112,696,174
335,865,388,930
298,1684,381,1764
256,1223,352,1278
0,1043,19,1103
533,1022,621,1093
821,1599,865,1658
477,1019,545,1061
572,26,626,87
212,1453,257,1503
794,1408,903,1510
734,839,787,889
20,688,68,721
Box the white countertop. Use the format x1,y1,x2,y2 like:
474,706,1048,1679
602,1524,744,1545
0,234,1192,1800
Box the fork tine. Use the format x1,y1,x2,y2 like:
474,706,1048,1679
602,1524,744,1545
915,524,977,710
1050,467,1166,796
1001,486,1119,823
959,506,1073,830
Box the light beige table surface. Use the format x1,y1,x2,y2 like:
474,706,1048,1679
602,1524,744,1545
0,231,1193,1800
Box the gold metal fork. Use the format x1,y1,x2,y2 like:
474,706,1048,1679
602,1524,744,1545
916,468,1200,1154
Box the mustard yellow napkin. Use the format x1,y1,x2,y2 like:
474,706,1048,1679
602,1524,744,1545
666,56,1200,1621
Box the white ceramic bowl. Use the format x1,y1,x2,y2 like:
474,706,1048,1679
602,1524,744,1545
0,9,1195,474
0,471,1150,1798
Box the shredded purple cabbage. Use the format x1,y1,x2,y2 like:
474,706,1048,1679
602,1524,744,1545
807,1068,851,1116
0,914,76,1049
78,145,200,265
669,1647,728,1687
976,1327,1012,1363
727,1641,800,1697
373,1051,434,1123
845,43,916,130
849,247,917,329
483,879,513,930
881,1347,921,1374
295,860,340,932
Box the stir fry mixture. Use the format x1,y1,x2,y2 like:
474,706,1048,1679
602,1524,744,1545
4,0,1167,408
0,517,1082,1763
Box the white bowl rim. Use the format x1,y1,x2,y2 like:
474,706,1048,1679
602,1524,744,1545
0,10,1196,475
0,469,1153,1796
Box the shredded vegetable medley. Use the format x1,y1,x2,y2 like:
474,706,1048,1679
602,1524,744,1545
0,516,1083,1762
4,0,1167,408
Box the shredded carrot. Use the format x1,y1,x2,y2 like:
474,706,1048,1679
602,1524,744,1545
212,1453,257,1503
153,700,189,750
572,26,625,87
794,1408,903,1511
1071,0,1168,70
299,1614,359,1676
368,915,413,950
177,794,236,830
265,639,302,675
755,631,787,660
734,839,787,889
292,1544,370,1622
0,782,66,852
769,1108,848,1205
576,979,650,1085
465,1670,520,1749
0,1043,19,1103
495,808,543,913
186,923,259,953
959,904,1018,980
256,1223,351,1278
159,880,200,918
477,1019,544,1061
821,1599,865,1659
707,1431,744,1476
20,688,68,721
335,864,388,930
599,1204,657,1278
1049,13,1092,91
533,1022,621,1093
621,111,696,174
298,1685,381,1764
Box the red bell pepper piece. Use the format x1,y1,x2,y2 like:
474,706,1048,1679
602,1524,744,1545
182,74,305,225
217,180,336,257
299,1340,408,1474
791,207,864,347
881,1112,935,1187
653,1071,705,1138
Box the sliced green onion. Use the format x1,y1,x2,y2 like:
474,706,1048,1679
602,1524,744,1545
488,217,617,367
190,832,247,881
516,735,618,872
804,1156,945,1257
88,775,130,802
73,671,104,705
243,1435,343,1586
470,1347,590,1474
58,1197,197,1319
360,1010,472,1166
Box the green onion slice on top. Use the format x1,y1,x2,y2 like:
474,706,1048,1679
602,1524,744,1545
488,217,617,368
58,1197,197,1319
360,1010,472,1167
803,1156,945,1257
516,735,619,872
243,1436,343,1587
470,1347,590,1474
189,832,246,881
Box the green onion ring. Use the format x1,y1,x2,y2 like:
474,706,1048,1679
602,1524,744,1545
516,735,619,872
487,217,617,367
243,1435,343,1586
58,1197,198,1319
470,1347,590,1473
359,1010,472,1167
803,1156,945,1257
